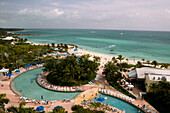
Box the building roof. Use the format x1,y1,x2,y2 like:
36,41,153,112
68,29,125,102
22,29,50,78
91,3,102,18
0,68,9,73
148,74,170,82
128,67,170,79
2,37,15,40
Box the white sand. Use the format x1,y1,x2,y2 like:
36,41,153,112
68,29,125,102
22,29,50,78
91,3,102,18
28,41,137,65
69,48,137,66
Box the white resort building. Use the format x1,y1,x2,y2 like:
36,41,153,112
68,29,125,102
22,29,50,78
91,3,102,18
128,67,170,92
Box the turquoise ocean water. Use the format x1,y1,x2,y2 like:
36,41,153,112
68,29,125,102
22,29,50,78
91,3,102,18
15,29,170,63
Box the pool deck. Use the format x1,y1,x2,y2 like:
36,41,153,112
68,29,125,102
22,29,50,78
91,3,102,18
74,88,98,104
0,66,159,113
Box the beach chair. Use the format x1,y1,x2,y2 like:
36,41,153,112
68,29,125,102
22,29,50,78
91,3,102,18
131,98,135,102
126,96,129,100
147,109,152,112
117,93,120,97
70,87,73,91
54,86,57,89
103,89,106,93
25,100,31,103
64,87,66,91
128,97,132,101
110,91,113,95
60,87,63,91
99,88,101,92
67,87,69,91
122,95,126,99
113,92,117,96
57,87,60,90
119,94,123,98
101,89,104,93
144,106,149,110
107,90,110,94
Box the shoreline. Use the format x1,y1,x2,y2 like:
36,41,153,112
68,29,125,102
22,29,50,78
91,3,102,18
27,41,138,65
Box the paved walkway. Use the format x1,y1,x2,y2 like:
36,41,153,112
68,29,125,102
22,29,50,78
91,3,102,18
0,66,159,113
74,88,98,105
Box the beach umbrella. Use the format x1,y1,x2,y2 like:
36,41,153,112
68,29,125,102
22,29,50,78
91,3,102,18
36,106,44,112
26,63,31,67
6,73,12,76
74,48,78,51
54,106,62,109
15,70,20,73
97,97,105,102
33,62,37,65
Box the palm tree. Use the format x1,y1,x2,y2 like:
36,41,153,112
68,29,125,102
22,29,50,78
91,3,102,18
126,58,129,64
112,57,117,63
0,93,10,111
7,101,35,113
116,55,124,63
93,56,101,62
146,60,150,66
142,58,145,64
161,63,169,69
151,60,159,68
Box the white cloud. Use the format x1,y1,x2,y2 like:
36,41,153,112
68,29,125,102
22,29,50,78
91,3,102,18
19,8,41,15
165,9,170,13
53,9,64,16
50,2,60,6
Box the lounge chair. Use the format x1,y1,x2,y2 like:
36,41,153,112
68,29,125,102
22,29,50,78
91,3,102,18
110,91,113,95
144,106,149,110
64,87,66,91
126,96,129,100
103,89,106,93
70,87,73,91
101,89,104,93
99,88,101,92
128,97,132,101
113,92,117,96
147,109,152,112
131,98,135,102
107,90,110,94
60,87,63,90
67,87,69,91
25,100,31,103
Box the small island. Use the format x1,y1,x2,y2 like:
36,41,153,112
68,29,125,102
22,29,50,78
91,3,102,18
44,54,100,86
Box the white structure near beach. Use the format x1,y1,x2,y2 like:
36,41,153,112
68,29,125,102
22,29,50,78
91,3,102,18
1,37,15,40
0,68,9,77
128,67,170,92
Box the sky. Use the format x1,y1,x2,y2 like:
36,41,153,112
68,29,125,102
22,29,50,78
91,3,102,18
0,0,170,31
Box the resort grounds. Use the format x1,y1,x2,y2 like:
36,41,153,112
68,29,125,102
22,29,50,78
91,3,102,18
0,52,159,113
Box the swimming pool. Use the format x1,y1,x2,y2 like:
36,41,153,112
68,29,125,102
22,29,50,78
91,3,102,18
91,93,144,113
12,67,144,113
12,67,80,101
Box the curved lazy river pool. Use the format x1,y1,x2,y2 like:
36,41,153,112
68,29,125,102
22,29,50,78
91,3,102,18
12,67,143,113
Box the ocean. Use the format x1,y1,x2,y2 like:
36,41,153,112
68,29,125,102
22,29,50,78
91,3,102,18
14,29,170,63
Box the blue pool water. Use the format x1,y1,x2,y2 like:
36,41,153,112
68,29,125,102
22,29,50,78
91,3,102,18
13,67,144,113
91,93,144,113
12,67,81,101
